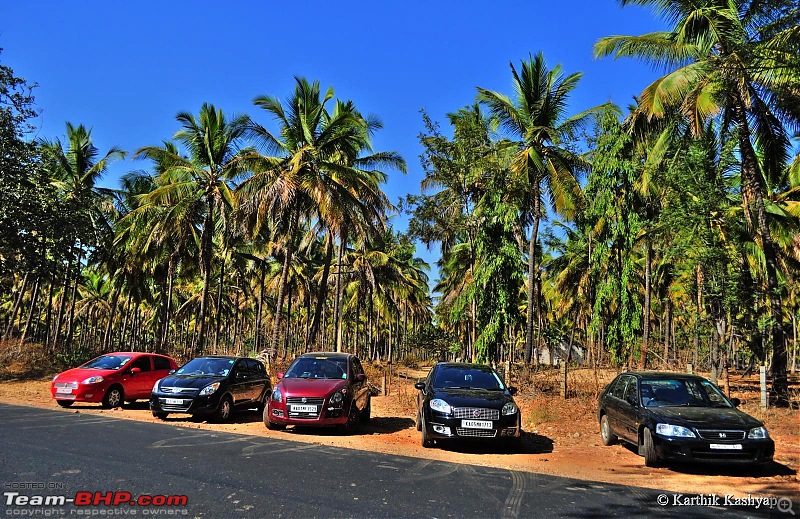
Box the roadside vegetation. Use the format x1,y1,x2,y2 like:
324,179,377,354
1,1,799,406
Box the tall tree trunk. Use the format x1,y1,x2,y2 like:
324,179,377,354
65,246,84,351
51,255,74,351
4,272,29,340
194,209,214,356
307,234,334,348
639,240,651,369
525,194,542,364
160,252,177,351
663,297,671,369
213,258,226,354
333,231,347,353
19,276,41,350
733,97,788,403
255,263,266,351
271,209,299,350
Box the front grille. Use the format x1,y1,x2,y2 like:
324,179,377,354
456,428,497,438
453,407,499,420
286,397,325,419
54,382,78,389
696,430,746,441
160,387,199,395
158,398,193,412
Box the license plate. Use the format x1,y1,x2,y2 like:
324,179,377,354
461,420,493,429
291,405,317,413
56,387,73,394
709,444,743,450
165,398,184,405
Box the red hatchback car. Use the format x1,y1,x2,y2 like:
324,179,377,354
264,352,370,433
51,352,178,408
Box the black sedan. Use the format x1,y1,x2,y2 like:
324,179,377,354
414,362,521,448
598,371,774,467
150,356,271,422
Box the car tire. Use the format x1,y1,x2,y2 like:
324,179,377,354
600,414,617,446
102,386,124,409
152,411,169,420
213,395,233,423
360,397,371,423
263,406,285,430
421,414,433,448
343,404,360,434
642,428,661,467
56,400,74,408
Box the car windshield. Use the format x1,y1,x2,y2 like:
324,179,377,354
640,378,733,408
82,355,133,370
176,358,234,377
284,357,348,379
432,366,505,391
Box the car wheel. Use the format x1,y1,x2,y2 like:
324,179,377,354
600,414,617,446
642,428,661,467
360,397,371,423
343,404,360,434
152,411,169,420
421,414,433,448
56,400,74,408
263,406,286,430
213,396,233,423
102,386,124,409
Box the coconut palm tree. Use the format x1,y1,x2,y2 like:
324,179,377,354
477,53,604,364
238,77,404,352
595,0,800,401
135,104,251,355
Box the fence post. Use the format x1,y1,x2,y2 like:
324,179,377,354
560,363,568,399
760,365,768,409
686,363,694,375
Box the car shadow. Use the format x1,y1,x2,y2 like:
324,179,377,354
432,431,554,455
617,443,795,477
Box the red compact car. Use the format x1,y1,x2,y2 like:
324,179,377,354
51,352,178,408
264,352,371,433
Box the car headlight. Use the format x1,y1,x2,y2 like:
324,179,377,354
429,398,452,414
748,427,769,439
502,401,518,416
199,382,220,396
271,388,282,402
82,376,104,385
330,388,346,405
152,380,161,393
656,423,696,438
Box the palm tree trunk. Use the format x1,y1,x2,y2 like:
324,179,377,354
194,209,214,356
65,246,84,350
733,97,788,403
255,263,266,351
51,255,73,351
271,209,299,350
214,258,226,353
333,231,347,353
307,233,334,348
525,195,542,364
19,276,41,350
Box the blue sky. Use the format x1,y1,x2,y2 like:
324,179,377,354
2,0,665,270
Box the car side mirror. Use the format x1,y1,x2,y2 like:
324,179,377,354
730,397,741,407
508,386,518,396
129,367,141,375
277,372,284,380
235,372,246,380
168,369,176,375
626,394,638,407
355,373,366,382
414,382,425,391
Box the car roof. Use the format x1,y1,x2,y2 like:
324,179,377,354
620,371,707,381
435,362,495,371
194,355,240,360
297,352,353,360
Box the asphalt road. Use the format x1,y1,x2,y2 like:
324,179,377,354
0,404,782,518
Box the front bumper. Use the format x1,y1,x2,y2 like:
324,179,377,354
51,382,109,403
150,391,223,415
266,399,350,427
425,411,521,441
652,434,774,464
